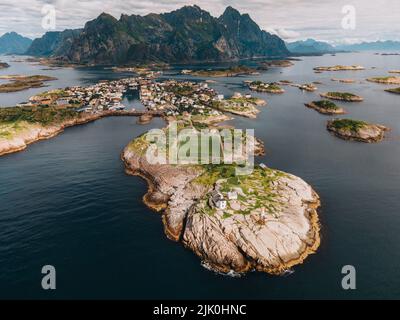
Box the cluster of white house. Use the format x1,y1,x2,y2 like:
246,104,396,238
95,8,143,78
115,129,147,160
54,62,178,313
210,190,239,210
24,77,146,113
139,80,225,117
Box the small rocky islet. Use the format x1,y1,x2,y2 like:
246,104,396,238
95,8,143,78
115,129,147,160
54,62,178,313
277,80,317,92
294,83,317,92
320,91,364,102
212,92,266,119
331,78,356,84
366,76,400,85
247,80,285,94
257,60,295,70
305,100,345,115
385,87,400,94
314,65,365,72
182,65,259,77
0,75,57,93
0,62,10,69
327,119,388,143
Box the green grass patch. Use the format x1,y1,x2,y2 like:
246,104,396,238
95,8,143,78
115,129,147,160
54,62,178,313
313,100,339,110
0,105,79,126
330,119,367,132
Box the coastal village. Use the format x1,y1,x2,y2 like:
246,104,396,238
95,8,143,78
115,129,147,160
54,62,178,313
11,74,265,125
23,78,142,113
139,79,224,117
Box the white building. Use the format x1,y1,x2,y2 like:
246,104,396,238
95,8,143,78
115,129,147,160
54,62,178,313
259,163,268,170
211,191,227,210
215,200,227,210
227,191,238,200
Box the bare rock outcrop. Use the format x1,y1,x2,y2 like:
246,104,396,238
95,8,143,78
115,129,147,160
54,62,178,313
182,173,320,274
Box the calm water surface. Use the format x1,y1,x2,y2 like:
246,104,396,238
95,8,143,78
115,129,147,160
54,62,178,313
0,53,400,299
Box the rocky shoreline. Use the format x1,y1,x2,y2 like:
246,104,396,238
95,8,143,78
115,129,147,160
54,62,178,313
122,127,321,275
0,110,147,157
0,75,57,93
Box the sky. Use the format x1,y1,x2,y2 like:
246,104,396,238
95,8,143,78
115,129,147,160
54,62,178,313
0,0,399,44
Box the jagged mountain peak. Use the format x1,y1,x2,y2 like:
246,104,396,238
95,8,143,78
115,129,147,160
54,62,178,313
26,6,289,64
163,4,212,20
98,12,117,20
221,6,241,18
90,12,118,25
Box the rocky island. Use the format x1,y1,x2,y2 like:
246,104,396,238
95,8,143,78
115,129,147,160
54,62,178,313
276,81,317,92
257,60,294,70
0,75,57,93
122,121,321,275
327,119,388,143
187,66,259,77
212,93,266,119
305,100,345,115
248,81,285,94
314,65,365,72
0,62,10,69
385,87,400,94
331,78,356,84
295,83,317,92
366,76,400,85
320,91,363,102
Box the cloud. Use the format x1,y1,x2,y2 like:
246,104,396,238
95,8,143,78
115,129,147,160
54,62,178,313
0,0,399,42
275,28,301,40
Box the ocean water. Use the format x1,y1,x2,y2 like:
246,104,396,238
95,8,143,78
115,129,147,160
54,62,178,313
0,52,400,299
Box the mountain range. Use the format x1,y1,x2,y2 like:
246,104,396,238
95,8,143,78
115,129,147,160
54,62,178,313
26,29,82,57
24,5,289,65
335,40,400,51
0,32,32,54
3,7,398,63
286,39,338,55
